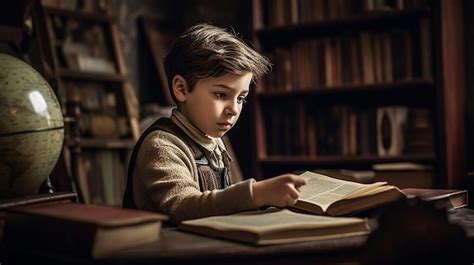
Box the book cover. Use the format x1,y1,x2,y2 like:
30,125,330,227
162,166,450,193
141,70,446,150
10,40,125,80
402,188,468,209
3,202,168,259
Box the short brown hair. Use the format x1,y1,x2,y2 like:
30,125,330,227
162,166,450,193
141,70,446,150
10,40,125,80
164,23,270,103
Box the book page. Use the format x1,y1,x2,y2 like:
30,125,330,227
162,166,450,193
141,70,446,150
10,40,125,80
180,209,365,234
298,171,386,211
345,185,397,199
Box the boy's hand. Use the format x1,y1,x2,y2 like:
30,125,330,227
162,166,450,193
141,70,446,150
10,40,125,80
252,174,307,208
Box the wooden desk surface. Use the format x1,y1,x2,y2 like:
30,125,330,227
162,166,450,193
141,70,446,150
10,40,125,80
105,227,366,265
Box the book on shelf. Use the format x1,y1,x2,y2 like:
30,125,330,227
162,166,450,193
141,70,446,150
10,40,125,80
376,106,408,156
404,108,435,154
402,188,468,209
77,55,116,74
178,208,370,245
291,171,405,216
3,202,168,259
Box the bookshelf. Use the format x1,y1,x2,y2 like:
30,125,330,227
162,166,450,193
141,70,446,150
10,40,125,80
250,0,468,189
31,1,140,206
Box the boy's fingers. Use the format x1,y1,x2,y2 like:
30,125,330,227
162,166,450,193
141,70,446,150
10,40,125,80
288,185,300,199
287,196,298,206
293,176,307,187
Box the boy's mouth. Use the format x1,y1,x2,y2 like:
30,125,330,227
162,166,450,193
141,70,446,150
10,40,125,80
217,122,232,129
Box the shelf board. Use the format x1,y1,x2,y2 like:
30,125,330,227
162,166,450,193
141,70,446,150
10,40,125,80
258,79,434,96
44,7,114,22
257,79,435,106
59,68,125,83
257,9,431,45
259,154,437,168
67,138,135,149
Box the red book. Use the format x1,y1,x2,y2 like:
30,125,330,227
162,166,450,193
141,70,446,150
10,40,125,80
3,202,168,259
402,188,468,209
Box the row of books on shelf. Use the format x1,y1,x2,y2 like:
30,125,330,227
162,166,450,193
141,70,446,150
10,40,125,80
76,150,127,207
265,21,431,91
264,104,434,157
264,0,429,27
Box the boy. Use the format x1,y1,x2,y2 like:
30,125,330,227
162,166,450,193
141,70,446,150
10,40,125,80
123,23,306,223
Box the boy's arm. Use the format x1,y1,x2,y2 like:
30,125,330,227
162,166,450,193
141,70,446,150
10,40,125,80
134,131,257,223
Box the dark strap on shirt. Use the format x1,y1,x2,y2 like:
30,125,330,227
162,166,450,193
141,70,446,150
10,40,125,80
122,118,233,209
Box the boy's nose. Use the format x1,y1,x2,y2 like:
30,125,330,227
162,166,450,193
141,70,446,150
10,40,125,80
225,101,239,116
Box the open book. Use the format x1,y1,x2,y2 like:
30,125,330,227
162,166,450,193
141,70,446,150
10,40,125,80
178,208,369,245
292,171,405,216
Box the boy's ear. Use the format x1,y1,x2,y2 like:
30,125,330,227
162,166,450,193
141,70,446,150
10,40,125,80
172,75,188,103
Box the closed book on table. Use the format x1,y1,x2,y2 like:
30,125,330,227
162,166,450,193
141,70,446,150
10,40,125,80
402,188,468,209
3,202,168,259
0,192,77,241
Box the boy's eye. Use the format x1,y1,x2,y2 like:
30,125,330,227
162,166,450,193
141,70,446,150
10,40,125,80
214,92,226,99
237,96,247,104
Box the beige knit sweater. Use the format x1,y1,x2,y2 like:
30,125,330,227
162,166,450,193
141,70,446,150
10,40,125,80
132,109,257,223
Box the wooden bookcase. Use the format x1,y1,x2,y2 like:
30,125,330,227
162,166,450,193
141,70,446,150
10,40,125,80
31,1,140,206
250,0,468,189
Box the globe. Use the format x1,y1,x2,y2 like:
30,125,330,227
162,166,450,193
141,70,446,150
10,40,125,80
0,53,64,198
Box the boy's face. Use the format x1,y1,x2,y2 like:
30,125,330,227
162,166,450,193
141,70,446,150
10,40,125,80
178,72,252,138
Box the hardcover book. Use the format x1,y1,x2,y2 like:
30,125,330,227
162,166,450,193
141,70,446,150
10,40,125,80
402,188,468,209
178,208,370,245
3,202,168,259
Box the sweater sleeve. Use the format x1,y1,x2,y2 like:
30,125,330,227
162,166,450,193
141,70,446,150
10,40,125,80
134,131,258,223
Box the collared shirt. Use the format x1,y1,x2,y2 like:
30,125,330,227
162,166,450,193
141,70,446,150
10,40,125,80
170,108,232,169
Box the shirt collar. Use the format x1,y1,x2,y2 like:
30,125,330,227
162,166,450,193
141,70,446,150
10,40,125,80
170,108,228,155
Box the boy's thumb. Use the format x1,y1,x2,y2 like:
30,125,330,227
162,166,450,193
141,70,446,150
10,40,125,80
294,176,307,187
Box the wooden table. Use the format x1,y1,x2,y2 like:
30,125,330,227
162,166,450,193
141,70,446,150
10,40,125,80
106,227,366,265
3,202,474,265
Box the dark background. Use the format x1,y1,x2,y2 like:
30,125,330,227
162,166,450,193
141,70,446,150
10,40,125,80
110,0,474,179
